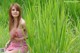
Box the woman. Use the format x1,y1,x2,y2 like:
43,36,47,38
4,3,28,53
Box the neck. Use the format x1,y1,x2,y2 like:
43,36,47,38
14,17,18,28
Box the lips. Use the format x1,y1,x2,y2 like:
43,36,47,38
13,14,17,15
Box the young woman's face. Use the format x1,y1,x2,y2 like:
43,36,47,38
11,6,19,18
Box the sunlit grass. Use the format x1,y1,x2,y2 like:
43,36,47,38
0,0,80,53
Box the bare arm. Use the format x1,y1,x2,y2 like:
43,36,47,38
13,21,28,41
20,21,28,40
22,23,28,40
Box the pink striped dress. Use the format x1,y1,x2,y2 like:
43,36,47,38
5,28,28,53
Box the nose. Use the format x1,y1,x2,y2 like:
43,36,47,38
14,10,17,14
14,10,17,12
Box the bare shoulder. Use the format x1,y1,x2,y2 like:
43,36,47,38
20,18,26,26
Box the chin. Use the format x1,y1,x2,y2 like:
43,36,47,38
13,15,18,18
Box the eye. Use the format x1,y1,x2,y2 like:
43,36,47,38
12,9,15,11
16,9,19,11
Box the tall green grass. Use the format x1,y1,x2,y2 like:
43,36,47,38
0,0,80,53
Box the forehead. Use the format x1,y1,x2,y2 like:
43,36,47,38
12,6,16,9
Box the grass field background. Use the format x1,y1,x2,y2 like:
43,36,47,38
0,0,80,53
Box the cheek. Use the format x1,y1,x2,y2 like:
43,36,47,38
17,11,19,15
11,11,14,15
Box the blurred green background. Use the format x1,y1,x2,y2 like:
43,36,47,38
0,0,80,53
